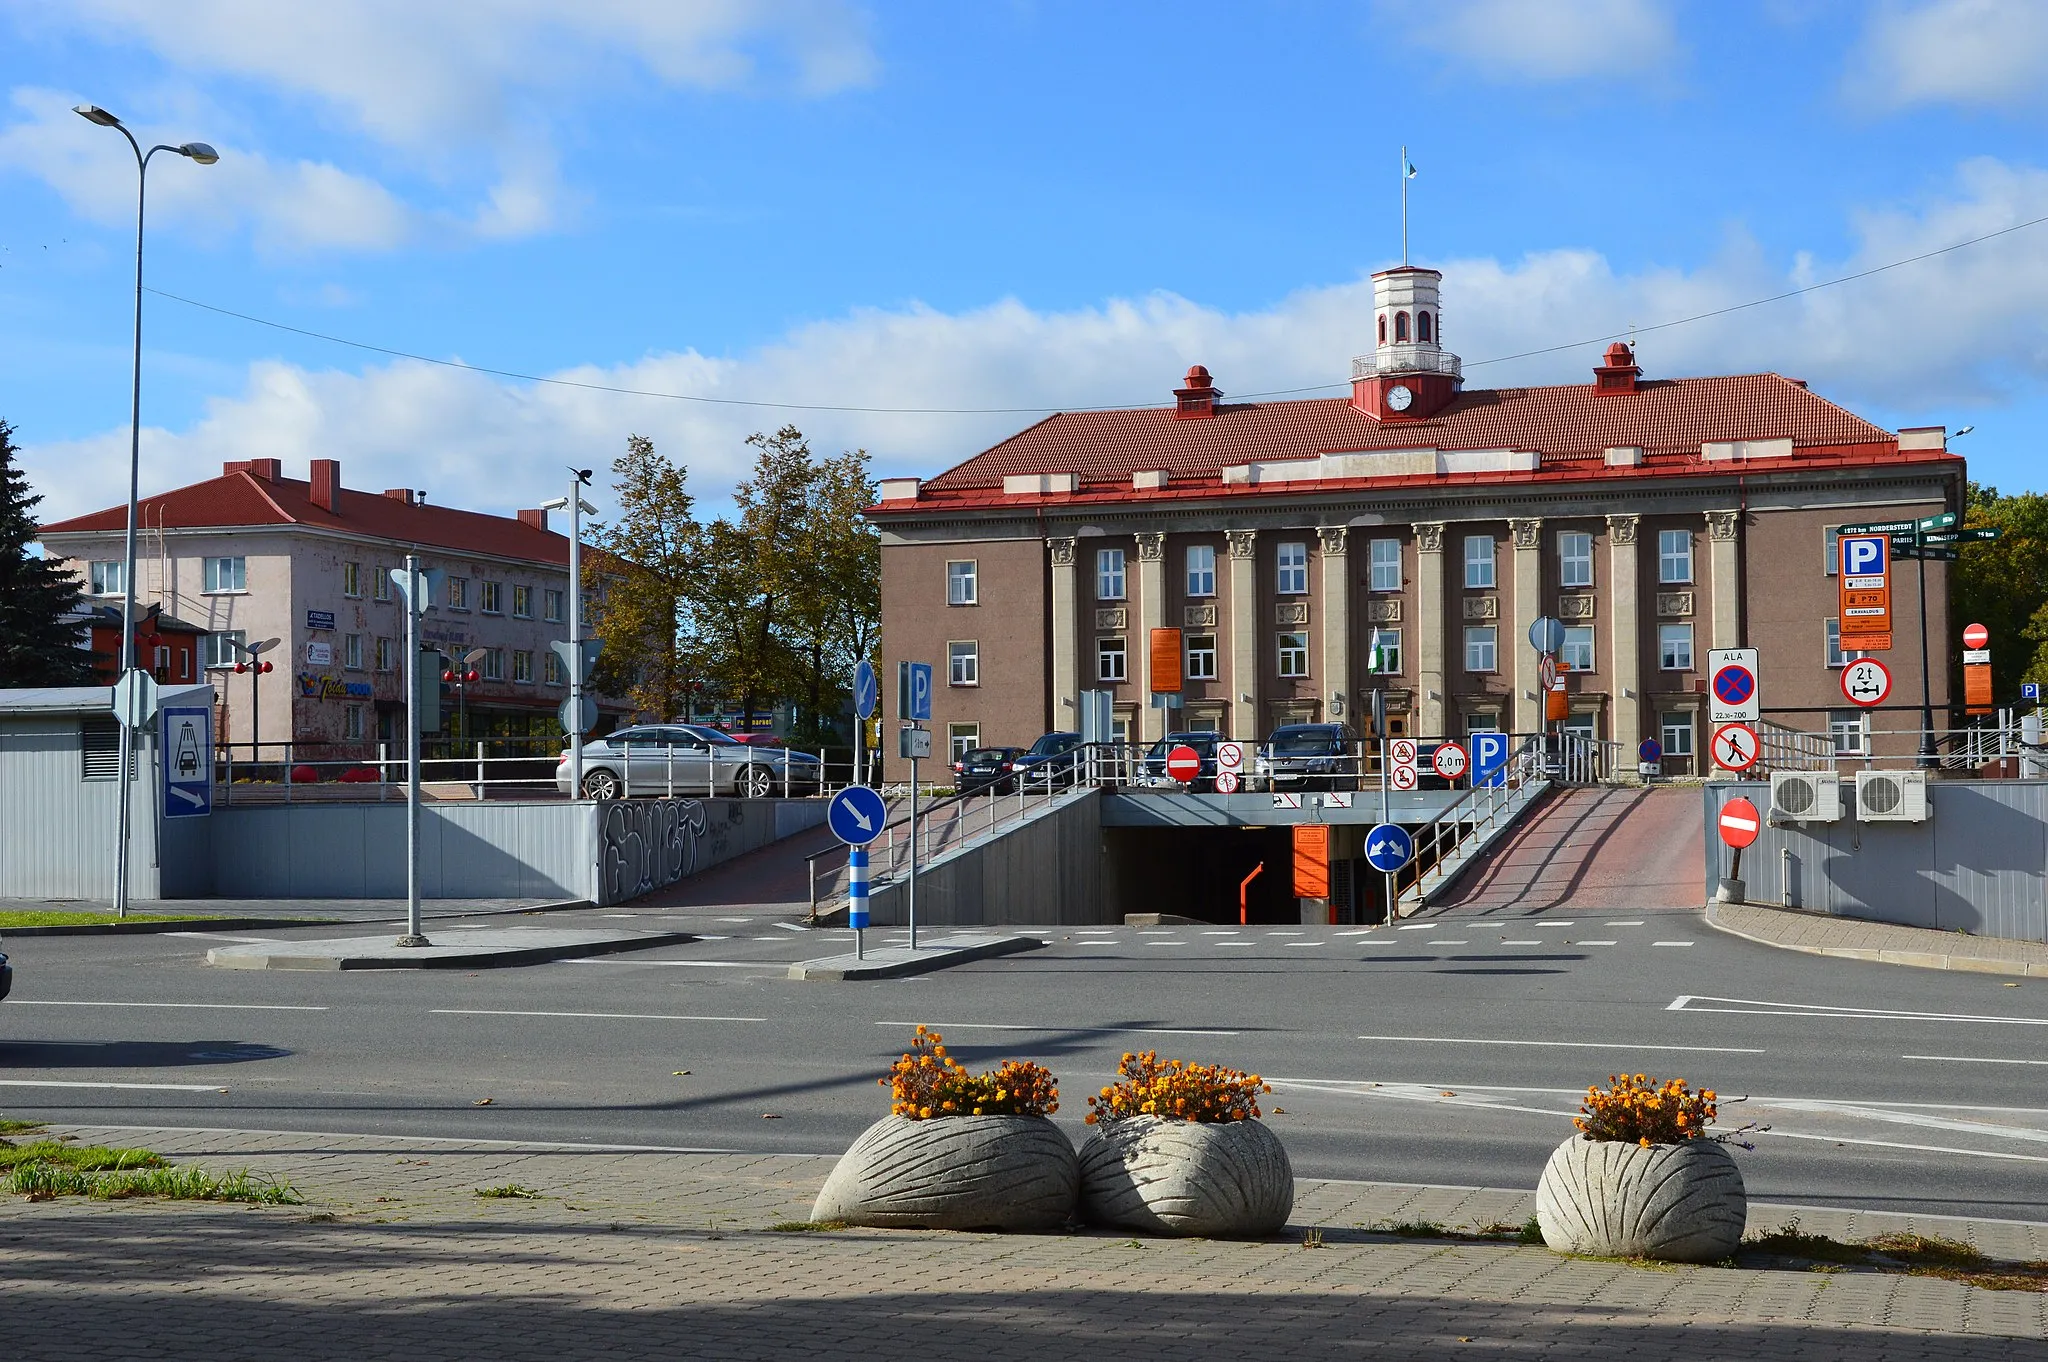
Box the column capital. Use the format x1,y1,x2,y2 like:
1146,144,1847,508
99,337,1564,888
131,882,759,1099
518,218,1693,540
1133,531,1166,562
1046,536,1076,566
1225,528,1258,560
1316,525,1349,556
1706,509,1741,542
1605,513,1640,546
1508,517,1543,551
1412,521,1445,554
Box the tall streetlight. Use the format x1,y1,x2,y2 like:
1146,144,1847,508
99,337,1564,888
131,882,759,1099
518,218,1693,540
75,104,217,918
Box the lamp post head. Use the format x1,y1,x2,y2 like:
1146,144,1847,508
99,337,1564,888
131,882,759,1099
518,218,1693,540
74,104,122,127
178,142,220,165
1954,425,1975,438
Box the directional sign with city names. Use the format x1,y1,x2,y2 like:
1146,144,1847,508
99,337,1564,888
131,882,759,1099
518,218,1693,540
1835,518,1919,536
1918,511,1959,532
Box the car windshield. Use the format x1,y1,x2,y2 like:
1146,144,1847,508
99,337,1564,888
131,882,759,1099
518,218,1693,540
1027,733,1079,757
961,748,1009,763
1269,728,1341,756
680,725,741,745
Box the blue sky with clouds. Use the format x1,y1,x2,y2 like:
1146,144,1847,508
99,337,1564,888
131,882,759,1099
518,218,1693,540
4,0,2048,526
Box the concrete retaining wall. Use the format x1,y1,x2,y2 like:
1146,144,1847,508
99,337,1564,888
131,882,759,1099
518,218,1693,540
1703,780,2048,944
864,791,1109,927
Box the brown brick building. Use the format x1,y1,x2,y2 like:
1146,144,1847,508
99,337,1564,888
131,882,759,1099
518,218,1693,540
872,268,1962,772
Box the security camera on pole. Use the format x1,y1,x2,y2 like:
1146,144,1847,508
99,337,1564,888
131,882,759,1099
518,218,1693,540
389,556,445,947
542,470,599,798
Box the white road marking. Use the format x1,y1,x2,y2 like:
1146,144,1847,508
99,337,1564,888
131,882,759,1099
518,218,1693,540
9,1000,328,1011
1653,941,1695,947
877,1021,1240,1036
1578,940,1618,946
431,1009,766,1023
1764,1130,2048,1165
718,918,753,923
1214,942,1254,948
1669,995,2048,1026
774,922,806,933
1433,939,1470,945
1335,929,1378,937
1397,924,1436,931
1498,939,1542,945
1266,930,1305,936
163,931,281,943
1529,921,1576,927
1353,1034,1764,1054
0,1078,228,1092
566,959,773,969
1903,1054,2048,1066
1202,930,1242,936
1286,942,1326,948
1609,920,1644,926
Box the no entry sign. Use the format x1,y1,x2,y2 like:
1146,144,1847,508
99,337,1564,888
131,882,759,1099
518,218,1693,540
1165,744,1202,783
1963,622,1989,649
1718,796,1761,849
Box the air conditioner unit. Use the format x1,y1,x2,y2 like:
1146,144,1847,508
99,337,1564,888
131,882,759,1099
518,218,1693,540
1855,770,1930,823
1770,771,1842,823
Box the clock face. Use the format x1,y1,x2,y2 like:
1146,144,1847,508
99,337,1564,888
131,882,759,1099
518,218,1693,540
1386,384,1414,412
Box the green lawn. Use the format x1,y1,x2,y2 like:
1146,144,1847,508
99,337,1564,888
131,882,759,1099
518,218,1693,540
0,911,243,928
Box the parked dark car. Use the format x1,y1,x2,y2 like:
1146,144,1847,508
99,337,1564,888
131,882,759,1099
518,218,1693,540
0,947,11,1003
953,745,1026,794
1257,723,1360,790
1012,731,1085,789
1139,731,1223,791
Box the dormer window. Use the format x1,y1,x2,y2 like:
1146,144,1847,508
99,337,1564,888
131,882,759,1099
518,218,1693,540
1394,312,1410,342
1418,311,1433,343
1377,315,1387,345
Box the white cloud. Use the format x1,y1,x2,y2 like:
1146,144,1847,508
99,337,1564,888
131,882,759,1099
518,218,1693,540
1380,0,1679,82
1848,0,2048,110
24,157,2048,528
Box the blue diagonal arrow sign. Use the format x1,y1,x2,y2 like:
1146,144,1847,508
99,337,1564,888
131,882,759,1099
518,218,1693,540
1363,822,1414,873
828,784,887,846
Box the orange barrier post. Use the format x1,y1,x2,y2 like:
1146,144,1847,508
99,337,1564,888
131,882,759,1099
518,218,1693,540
1239,862,1265,926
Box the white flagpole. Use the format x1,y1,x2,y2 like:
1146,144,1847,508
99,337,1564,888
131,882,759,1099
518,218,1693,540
1400,145,1409,265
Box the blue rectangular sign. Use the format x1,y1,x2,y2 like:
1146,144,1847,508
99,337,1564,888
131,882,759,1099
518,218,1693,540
1471,731,1509,788
906,661,933,722
1840,533,1889,581
305,609,336,631
160,704,213,819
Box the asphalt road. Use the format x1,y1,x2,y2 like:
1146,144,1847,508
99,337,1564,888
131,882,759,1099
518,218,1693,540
4,903,2046,1222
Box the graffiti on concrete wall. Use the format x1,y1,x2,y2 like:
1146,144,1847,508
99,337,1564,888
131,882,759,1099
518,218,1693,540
599,797,711,904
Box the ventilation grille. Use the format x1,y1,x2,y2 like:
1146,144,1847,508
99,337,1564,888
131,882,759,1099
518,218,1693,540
80,720,134,781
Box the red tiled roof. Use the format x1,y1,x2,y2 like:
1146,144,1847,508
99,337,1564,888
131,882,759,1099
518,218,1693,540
919,373,1896,493
39,470,570,566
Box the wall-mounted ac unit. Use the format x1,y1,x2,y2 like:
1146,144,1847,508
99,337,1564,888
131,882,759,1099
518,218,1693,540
1855,770,1930,823
1770,771,1842,822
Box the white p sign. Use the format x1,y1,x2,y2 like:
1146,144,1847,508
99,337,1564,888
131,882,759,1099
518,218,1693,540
1841,534,1887,582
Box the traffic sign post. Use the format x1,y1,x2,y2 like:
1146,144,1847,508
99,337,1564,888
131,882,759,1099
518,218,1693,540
1216,740,1244,794
895,659,933,951
160,704,212,820
1837,533,1893,653
1165,744,1201,784
1638,736,1663,778
1364,820,1414,922
1472,731,1509,788
2025,682,2042,704
1710,722,1759,774
827,784,887,959
1963,622,1994,717
1431,741,1468,783
1841,656,1891,707
853,658,878,787
1715,795,1761,905
1707,648,1759,777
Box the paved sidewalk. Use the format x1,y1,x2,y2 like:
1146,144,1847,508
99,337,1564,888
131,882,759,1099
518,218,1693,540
1709,901,2048,977
5,1125,2045,1360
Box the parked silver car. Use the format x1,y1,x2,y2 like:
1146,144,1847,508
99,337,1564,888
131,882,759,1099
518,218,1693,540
556,724,823,800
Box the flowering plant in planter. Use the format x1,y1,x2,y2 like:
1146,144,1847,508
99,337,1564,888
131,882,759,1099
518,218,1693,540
1574,1073,1761,1149
1085,1051,1269,1124
881,1026,1058,1119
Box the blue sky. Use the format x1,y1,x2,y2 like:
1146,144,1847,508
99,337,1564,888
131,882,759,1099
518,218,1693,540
4,0,2048,527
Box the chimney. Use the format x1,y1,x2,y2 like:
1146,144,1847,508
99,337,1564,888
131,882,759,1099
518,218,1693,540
1593,341,1642,395
383,487,414,503
1174,364,1221,420
518,508,549,532
310,459,341,512
224,458,282,480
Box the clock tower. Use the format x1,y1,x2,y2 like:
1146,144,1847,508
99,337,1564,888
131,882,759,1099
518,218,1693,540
1351,266,1462,422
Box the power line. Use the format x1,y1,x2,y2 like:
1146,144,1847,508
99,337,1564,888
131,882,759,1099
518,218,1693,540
142,208,2048,416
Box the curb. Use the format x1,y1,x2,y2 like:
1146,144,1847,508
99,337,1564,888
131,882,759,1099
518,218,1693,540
206,930,697,971
789,934,1044,981
1703,902,2048,978
0,917,343,937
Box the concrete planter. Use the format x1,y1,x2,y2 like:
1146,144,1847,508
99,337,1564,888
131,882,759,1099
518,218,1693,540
1535,1134,1746,1263
810,1113,1078,1231
1078,1115,1294,1238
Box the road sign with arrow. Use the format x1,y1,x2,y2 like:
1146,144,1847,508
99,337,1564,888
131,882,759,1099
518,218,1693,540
1363,822,1414,873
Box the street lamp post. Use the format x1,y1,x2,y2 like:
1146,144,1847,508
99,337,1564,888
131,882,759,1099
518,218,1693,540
542,469,596,799
75,104,217,919
229,636,280,768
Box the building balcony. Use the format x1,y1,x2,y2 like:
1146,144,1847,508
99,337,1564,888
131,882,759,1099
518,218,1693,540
1352,348,1463,381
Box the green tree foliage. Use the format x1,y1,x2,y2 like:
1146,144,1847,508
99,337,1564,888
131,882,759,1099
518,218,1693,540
780,446,880,743
1952,482,2048,702
0,420,95,687
585,434,697,720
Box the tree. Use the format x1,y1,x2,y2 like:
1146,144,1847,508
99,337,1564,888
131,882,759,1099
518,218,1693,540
585,434,698,720
0,419,95,687
1952,482,2048,702
780,445,879,742
687,426,814,728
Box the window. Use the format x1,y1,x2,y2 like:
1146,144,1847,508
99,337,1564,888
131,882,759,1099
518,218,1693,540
342,561,361,598
948,723,980,762
204,630,246,670
343,705,365,741
481,648,505,681
1464,626,1497,672
948,640,979,686
1276,541,1309,595
947,560,978,606
1824,525,1841,576
1824,617,1865,669
480,581,502,614
1369,538,1401,592
544,651,564,686
1394,311,1410,342
448,576,469,611
1829,709,1869,756
1097,636,1127,682
1659,528,1693,583
1659,623,1694,671
89,561,124,596
1370,628,1402,674
512,649,533,683
1418,310,1433,343
543,587,564,622
1660,712,1694,760
1464,535,1496,589
1465,711,1502,736
344,633,363,671
1096,548,1126,600
1377,315,1387,344
1277,632,1309,677
512,585,532,618
373,567,391,602
203,556,246,593
374,636,395,673
1558,531,1593,588
1186,545,1216,597
1562,626,1595,671
1186,634,1217,680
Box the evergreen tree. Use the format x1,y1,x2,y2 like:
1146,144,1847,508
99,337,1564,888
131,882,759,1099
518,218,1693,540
0,420,95,687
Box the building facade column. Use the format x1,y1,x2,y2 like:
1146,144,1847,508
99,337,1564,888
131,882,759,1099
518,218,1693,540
1605,514,1642,760
1509,517,1544,735
1135,531,1166,742
1317,526,1349,730
1047,536,1077,731
1414,522,1446,736
1706,510,1741,650
1226,529,1258,741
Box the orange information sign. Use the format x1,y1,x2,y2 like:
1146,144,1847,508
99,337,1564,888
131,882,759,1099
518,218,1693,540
1966,659,1994,716
1149,627,1182,693
1291,824,1330,898
1545,661,1570,722
1838,533,1893,652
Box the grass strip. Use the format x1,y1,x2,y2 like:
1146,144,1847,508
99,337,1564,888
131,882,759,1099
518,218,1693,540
2,1137,302,1205
474,1184,544,1199
1744,1220,2048,1293
0,911,237,928
767,1220,850,1233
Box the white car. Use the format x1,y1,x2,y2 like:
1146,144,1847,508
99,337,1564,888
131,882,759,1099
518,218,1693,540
557,724,823,800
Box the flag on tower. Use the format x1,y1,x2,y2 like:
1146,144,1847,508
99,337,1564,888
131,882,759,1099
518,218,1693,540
1404,154,1418,179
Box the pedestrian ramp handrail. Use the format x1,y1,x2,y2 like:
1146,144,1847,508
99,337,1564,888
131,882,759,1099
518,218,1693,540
1389,732,1558,917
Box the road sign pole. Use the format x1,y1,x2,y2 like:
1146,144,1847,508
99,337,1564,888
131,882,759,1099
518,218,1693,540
569,474,585,800
399,554,427,948
908,753,919,951
1917,551,1936,768
848,846,867,959
1380,730,1390,825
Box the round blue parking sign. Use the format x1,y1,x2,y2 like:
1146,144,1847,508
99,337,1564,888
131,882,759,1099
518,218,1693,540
827,785,888,846
1363,823,1414,874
